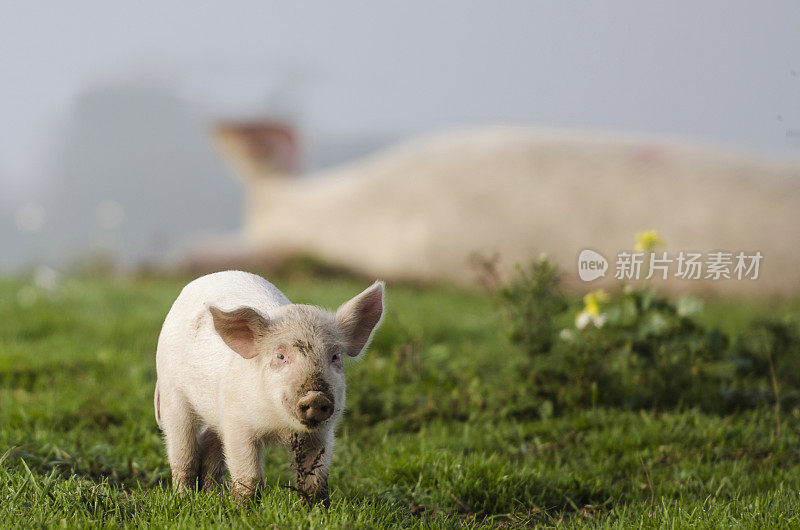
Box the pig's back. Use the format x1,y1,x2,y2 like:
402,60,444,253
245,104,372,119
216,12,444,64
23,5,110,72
173,270,291,314
156,271,291,421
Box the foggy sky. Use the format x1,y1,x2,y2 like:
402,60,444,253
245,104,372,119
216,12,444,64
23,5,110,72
2,1,798,197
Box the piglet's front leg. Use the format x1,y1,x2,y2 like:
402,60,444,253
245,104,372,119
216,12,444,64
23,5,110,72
290,432,331,507
223,427,263,503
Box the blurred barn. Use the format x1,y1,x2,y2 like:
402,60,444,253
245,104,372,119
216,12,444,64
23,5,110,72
205,122,800,295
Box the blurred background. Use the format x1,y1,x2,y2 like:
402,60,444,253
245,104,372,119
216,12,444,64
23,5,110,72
1,1,798,293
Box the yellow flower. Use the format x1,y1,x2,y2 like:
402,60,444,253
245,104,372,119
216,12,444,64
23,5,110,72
582,289,609,316
634,229,665,252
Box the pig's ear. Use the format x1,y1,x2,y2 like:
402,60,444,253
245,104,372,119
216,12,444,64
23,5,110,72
209,306,271,359
335,281,385,357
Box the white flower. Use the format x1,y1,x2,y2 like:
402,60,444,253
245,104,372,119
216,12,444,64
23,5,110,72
575,311,592,330
575,310,606,330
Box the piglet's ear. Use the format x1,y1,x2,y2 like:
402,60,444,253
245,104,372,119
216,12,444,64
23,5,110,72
209,306,271,359
336,281,385,357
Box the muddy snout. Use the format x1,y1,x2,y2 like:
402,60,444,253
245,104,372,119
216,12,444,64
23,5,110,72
296,391,334,425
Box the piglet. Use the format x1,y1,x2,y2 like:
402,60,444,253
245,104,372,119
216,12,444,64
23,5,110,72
154,271,384,505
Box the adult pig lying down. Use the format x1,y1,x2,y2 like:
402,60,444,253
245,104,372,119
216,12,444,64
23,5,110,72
154,271,385,505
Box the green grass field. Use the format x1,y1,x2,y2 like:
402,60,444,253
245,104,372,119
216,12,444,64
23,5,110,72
1,274,800,528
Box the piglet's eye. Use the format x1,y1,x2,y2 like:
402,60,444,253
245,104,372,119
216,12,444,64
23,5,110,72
331,353,340,363
276,352,285,360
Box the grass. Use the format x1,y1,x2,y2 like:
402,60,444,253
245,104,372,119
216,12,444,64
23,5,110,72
1,273,799,528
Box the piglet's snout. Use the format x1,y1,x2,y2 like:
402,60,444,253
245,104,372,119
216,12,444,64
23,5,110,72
296,391,333,423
